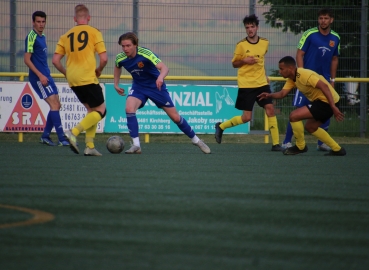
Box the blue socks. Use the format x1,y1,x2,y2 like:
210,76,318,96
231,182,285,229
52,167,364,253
42,112,54,138
127,112,139,138
176,117,195,138
42,111,65,141
283,122,293,144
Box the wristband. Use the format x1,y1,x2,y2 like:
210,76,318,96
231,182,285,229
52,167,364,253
330,78,335,82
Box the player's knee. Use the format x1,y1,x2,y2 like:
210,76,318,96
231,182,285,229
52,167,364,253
98,109,107,119
241,115,251,123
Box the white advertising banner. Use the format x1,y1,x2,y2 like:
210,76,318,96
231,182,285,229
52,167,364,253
0,82,105,133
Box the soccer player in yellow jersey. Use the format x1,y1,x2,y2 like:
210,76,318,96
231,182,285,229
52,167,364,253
214,14,282,151
52,4,108,156
258,56,346,156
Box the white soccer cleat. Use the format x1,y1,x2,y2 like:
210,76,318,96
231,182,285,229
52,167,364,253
64,130,79,154
84,147,102,156
125,144,142,154
317,143,331,152
282,142,292,149
193,139,211,154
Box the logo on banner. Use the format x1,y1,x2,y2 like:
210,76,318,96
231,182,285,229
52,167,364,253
4,83,46,132
215,88,234,113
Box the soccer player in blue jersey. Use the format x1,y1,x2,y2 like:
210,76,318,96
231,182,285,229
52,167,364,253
113,32,210,154
282,8,340,151
24,11,69,146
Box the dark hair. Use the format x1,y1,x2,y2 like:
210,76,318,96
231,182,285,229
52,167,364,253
118,32,139,45
243,14,259,26
32,11,46,22
279,56,296,66
318,8,334,18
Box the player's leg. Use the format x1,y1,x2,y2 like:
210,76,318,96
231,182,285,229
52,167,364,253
65,84,105,154
30,80,59,146
283,90,308,149
163,106,211,154
83,123,102,156
256,85,282,151
124,96,142,154
317,118,331,151
215,87,253,144
283,106,311,155
161,101,211,154
263,103,282,151
305,100,345,156
44,92,69,146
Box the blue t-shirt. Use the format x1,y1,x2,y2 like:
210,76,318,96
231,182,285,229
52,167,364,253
24,29,51,81
297,27,340,81
115,47,165,91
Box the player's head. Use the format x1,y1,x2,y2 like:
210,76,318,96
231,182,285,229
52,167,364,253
74,4,90,23
278,56,296,78
243,14,259,38
318,8,334,18
118,32,139,58
118,32,139,46
317,8,334,30
243,14,259,27
32,11,46,34
32,11,46,22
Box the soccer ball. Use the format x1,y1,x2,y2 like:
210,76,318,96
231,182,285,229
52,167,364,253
106,136,125,154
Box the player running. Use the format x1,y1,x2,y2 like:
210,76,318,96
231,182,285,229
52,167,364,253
113,32,211,154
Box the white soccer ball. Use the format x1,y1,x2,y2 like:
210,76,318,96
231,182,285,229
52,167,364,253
106,136,125,154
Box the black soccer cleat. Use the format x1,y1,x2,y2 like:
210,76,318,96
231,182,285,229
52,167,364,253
324,147,346,156
271,144,283,151
283,145,308,155
214,122,224,144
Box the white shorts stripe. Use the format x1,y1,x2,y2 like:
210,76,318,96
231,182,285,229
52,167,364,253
36,81,48,99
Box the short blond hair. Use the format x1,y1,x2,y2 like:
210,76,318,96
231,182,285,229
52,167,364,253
75,4,89,18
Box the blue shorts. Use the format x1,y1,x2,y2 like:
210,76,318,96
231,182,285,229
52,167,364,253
128,87,174,109
29,77,58,99
293,89,310,107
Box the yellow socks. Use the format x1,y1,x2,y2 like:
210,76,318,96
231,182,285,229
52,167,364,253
71,111,102,137
85,124,97,149
220,116,244,130
268,116,280,145
290,121,306,149
311,128,341,151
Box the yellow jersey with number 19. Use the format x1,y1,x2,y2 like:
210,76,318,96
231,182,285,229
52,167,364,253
283,68,340,103
55,24,106,87
232,37,269,88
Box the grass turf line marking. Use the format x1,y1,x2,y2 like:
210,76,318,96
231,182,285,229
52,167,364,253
0,204,55,229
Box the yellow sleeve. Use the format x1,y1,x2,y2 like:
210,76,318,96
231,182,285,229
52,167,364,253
306,73,321,88
54,38,65,55
282,79,296,92
231,43,243,63
94,31,106,54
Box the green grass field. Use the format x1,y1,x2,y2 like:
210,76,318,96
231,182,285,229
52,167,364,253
1,133,368,270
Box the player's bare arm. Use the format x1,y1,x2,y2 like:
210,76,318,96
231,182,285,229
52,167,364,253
52,53,66,77
155,62,169,90
296,49,305,68
258,89,289,100
113,66,125,96
316,80,344,121
95,51,108,78
330,55,338,87
24,52,48,86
